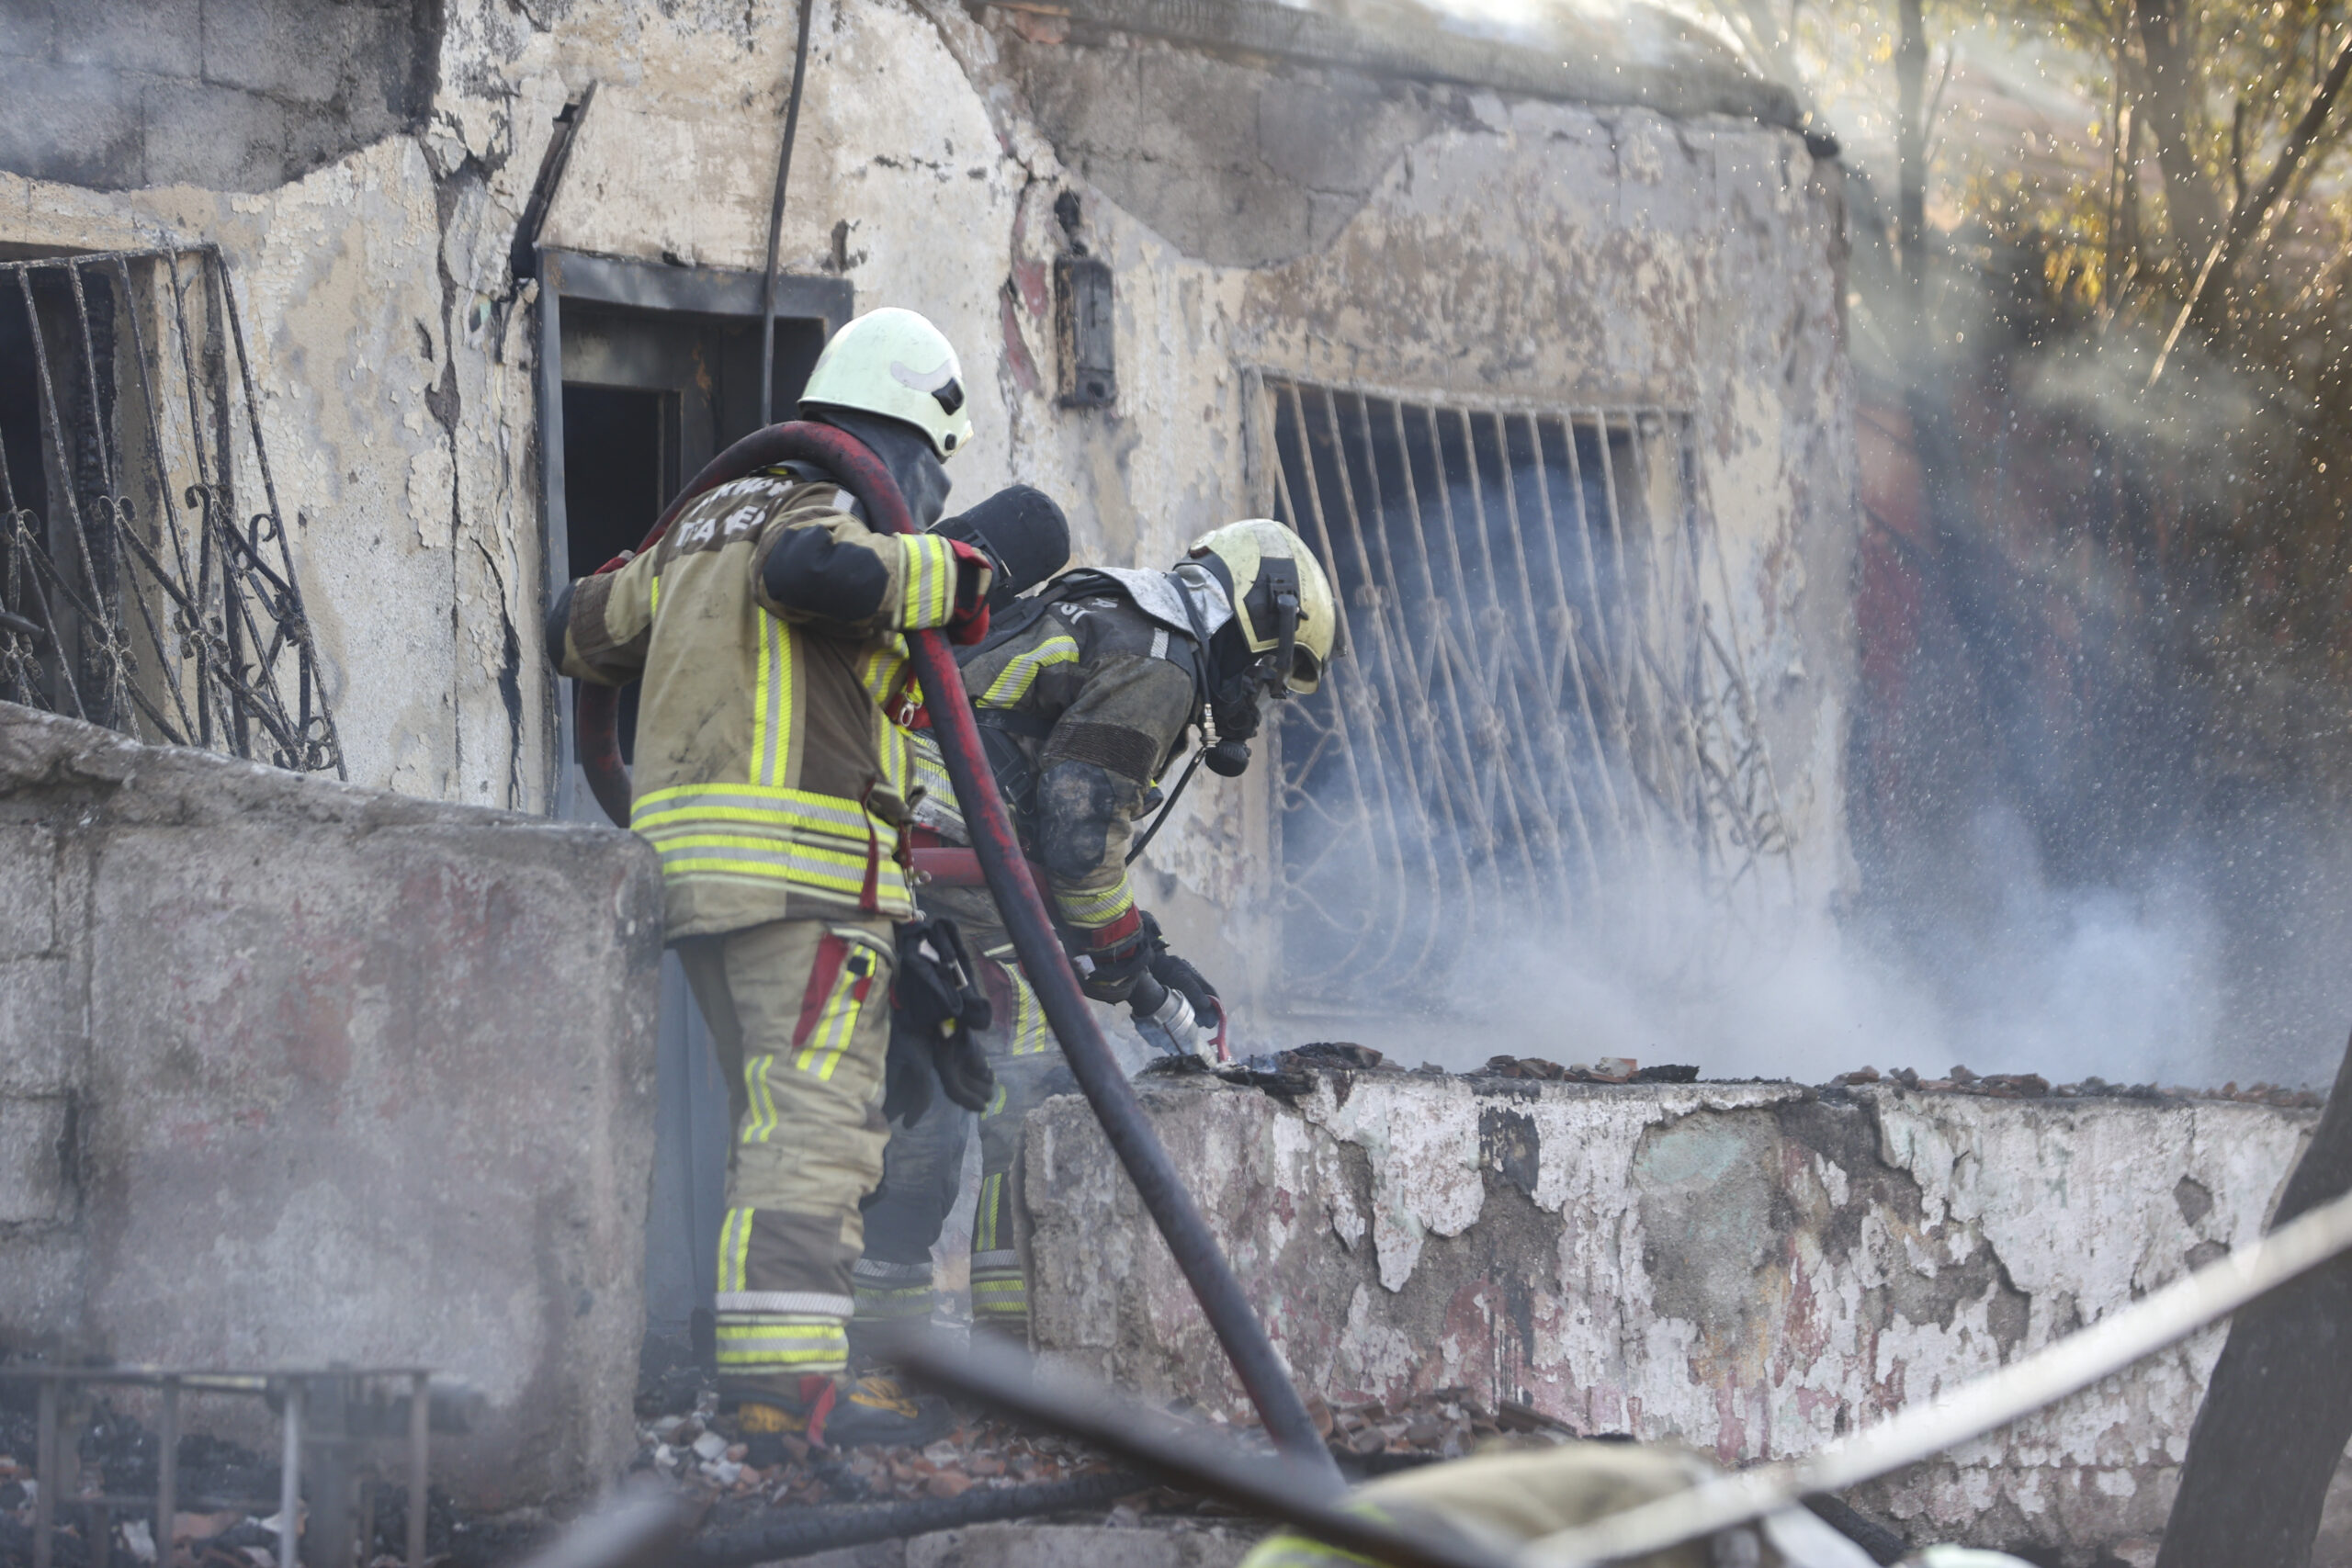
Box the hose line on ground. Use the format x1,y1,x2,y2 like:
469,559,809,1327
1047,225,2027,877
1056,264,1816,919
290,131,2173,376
571,423,1340,1483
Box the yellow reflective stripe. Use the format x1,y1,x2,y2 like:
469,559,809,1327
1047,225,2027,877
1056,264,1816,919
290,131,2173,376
911,739,953,801
1058,876,1136,929
744,1053,782,1144
714,1322,849,1368
856,638,908,705
653,831,908,893
718,1207,754,1295
898,534,958,627
1009,972,1048,1057
795,942,880,1082
752,607,794,786
650,575,661,615
978,635,1079,707
976,1173,1004,1251
633,783,880,840
1240,1538,1381,1568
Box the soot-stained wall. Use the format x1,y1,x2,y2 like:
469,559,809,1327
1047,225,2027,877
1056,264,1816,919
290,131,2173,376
0,0,443,193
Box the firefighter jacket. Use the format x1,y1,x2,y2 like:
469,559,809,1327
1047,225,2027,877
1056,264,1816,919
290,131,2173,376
558,468,979,940
913,567,1222,941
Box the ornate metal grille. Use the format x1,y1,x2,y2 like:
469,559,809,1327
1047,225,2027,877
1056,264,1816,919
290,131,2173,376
1258,376,1791,999
0,246,341,774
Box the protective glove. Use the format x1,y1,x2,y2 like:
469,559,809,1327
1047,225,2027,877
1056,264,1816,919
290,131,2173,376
889,916,996,1120
944,538,995,647
1150,947,1221,1032
1077,926,1152,1001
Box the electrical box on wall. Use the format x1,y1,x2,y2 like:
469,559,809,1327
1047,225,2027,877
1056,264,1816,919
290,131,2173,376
1055,254,1116,408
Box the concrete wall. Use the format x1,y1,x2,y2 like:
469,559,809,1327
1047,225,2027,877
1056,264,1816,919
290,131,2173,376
1024,1070,2316,1562
0,0,1856,1015
0,702,664,1508
0,0,441,193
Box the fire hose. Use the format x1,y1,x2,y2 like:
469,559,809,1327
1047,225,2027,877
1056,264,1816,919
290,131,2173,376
572,422,1336,1483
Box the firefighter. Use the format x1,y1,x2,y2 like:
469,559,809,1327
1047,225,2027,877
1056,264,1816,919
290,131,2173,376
548,307,1000,1449
854,518,1339,1349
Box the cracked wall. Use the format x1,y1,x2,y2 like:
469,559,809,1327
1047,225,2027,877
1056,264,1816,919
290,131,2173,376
1,0,1854,1007
1025,1072,2316,1562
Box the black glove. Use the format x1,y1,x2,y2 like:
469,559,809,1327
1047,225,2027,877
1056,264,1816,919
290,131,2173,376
1078,925,1152,1004
1150,946,1219,1025
889,917,996,1121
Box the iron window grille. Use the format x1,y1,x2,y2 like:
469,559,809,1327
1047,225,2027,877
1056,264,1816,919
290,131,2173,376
1255,375,1792,1001
0,245,341,775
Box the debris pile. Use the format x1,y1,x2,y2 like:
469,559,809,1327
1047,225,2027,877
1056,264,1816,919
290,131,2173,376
1831,1065,2324,1108
0,1398,519,1568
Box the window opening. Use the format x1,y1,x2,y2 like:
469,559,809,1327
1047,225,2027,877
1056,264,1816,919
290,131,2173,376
1261,377,1791,1004
0,246,341,775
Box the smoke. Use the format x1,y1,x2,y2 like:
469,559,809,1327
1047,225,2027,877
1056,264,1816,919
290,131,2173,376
1274,801,2352,1089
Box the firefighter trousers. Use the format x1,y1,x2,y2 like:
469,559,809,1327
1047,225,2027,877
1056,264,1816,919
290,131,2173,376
674,915,898,1391
855,928,1066,1340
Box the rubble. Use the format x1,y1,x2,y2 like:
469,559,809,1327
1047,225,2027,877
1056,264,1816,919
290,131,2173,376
0,1396,536,1568
1830,1065,2324,1108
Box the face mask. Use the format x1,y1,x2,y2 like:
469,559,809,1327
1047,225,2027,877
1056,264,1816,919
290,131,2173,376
810,407,954,529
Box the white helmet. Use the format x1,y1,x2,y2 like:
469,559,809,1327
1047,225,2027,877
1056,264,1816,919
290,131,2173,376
799,307,976,459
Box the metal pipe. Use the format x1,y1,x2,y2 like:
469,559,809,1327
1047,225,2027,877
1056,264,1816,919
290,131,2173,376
277,1379,302,1568
156,1379,179,1568
758,0,819,427
569,422,1337,1480
407,1371,430,1568
34,1378,55,1568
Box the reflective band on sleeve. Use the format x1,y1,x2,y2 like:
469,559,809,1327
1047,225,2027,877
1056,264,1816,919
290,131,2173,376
978,635,1080,708
897,534,960,628
1057,875,1137,931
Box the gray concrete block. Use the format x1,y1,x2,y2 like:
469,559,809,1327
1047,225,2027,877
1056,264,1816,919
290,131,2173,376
140,80,291,191
0,1095,71,1224
0,2,57,62
200,0,359,104
0,59,146,189
55,0,200,77
0,827,56,955
904,1524,1256,1568
0,702,665,1509
1256,78,1428,196
0,958,72,1094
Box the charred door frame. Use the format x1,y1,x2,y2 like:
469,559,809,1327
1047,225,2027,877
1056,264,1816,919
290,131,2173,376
533,250,851,818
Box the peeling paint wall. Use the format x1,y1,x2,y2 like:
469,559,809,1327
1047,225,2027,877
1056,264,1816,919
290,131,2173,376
1025,1074,2313,1562
0,0,1854,1005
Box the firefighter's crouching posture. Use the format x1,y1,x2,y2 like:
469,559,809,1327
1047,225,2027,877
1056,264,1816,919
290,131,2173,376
855,518,1340,1347
548,308,1000,1448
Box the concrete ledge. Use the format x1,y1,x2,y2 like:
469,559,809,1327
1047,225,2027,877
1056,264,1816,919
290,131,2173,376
0,704,665,1507
1024,1070,2316,1559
